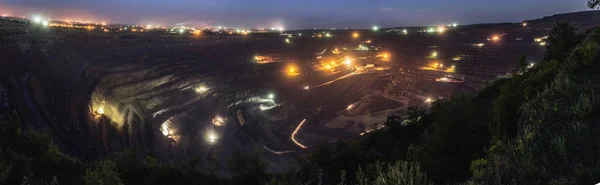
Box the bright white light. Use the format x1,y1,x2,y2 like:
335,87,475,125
402,29,408,34
452,23,458,27
285,38,291,43
42,20,49,26
303,85,310,90
277,27,285,32
372,25,379,31
528,63,535,68
268,93,275,99
96,106,105,115
195,86,209,93
160,120,171,136
344,58,352,65
207,133,217,144
325,33,331,37
179,29,184,34
259,102,277,110
425,98,433,103
32,16,42,24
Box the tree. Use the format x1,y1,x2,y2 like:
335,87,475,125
545,22,581,62
589,0,600,9
228,150,268,181
513,55,528,75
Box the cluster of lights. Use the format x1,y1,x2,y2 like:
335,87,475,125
31,15,49,27
212,115,226,126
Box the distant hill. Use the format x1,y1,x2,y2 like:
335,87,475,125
526,10,600,31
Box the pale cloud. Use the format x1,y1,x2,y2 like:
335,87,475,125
379,7,394,11
378,7,402,13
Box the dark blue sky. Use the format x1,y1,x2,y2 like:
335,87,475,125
0,0,589,29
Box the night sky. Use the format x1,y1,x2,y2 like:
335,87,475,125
0,0,589,29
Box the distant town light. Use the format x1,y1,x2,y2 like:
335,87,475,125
352,32,360,39
402,29,408,34
522,22,527,27
372,25,379,31
437,26,446,33
452,23,458,27
491,35,500,41
42,20,49,27
32,15,42,24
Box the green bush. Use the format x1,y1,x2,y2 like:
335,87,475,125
83,161,124,185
